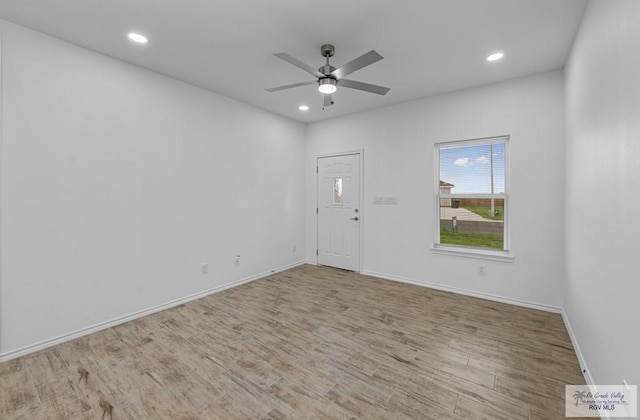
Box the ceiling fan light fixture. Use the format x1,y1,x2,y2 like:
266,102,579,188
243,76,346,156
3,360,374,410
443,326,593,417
318,78,337,94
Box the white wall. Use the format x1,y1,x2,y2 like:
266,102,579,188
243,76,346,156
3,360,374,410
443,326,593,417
1,4,636,396
6,5,635,392
565,0,640,388
306,71,566,309
0,20,306,357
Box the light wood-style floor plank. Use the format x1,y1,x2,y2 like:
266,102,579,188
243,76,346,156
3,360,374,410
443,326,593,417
0,264,587,419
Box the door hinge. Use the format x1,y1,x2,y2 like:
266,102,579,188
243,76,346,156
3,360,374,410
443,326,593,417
316,207,318,214
316,166,318,173
316,249,318,255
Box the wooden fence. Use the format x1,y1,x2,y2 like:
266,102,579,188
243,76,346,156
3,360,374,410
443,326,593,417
445,198,504,207
440,219,504,234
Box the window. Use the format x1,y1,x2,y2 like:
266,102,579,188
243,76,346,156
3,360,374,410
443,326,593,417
433,136,511,261
333,177,343,204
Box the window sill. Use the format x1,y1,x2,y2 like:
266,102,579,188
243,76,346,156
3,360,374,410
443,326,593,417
430,245,514,263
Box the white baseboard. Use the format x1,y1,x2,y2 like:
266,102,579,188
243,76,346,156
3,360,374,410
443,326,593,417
561,308,594,385
561,309,608,419
361,269,563,314
0,261,306,363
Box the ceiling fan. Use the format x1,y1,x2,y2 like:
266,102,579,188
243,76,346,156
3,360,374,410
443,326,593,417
265,44,390,108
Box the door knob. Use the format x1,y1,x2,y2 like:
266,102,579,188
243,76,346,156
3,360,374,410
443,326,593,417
350,216,359,221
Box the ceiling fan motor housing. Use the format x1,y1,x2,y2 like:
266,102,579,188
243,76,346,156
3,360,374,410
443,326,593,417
319,64,336,76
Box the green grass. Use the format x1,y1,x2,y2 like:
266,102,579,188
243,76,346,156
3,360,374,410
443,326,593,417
440,229,504,249
462,205,504,221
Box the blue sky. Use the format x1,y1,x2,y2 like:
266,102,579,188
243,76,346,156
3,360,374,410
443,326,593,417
440,143,505,194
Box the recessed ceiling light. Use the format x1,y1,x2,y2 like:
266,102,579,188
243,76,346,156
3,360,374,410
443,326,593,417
299,105,309,111
127,32,148,44
487,52,504,62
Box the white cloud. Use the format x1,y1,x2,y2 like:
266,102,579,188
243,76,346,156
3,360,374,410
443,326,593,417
476,155,489,164
453,157,469,166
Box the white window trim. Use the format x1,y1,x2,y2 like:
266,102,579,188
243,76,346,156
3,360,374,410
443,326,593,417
430,245,514,262
431,136,514,262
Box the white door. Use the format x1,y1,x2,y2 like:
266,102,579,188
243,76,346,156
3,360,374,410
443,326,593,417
317,153,361,271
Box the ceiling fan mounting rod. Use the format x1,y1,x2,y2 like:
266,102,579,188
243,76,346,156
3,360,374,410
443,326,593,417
319,44,336,76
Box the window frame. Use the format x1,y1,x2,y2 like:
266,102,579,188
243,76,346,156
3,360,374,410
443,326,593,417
431,135,514,262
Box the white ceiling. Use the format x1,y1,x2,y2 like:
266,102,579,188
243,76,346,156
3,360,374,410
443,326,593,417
0,0,587,123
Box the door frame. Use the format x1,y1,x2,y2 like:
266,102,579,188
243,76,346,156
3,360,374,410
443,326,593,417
316,150,364,273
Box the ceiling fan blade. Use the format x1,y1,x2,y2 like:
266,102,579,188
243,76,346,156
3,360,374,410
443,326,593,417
273,53,324,78
330,50,383,80
339,79,390,96
323,94,334,107
265,81,315,92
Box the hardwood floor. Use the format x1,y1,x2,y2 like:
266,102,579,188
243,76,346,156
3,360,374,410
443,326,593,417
0,264,588,419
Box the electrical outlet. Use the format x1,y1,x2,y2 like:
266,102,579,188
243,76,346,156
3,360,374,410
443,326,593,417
235,255,240,266
201,263,208,275
292,244,297,253
478,265,486,276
